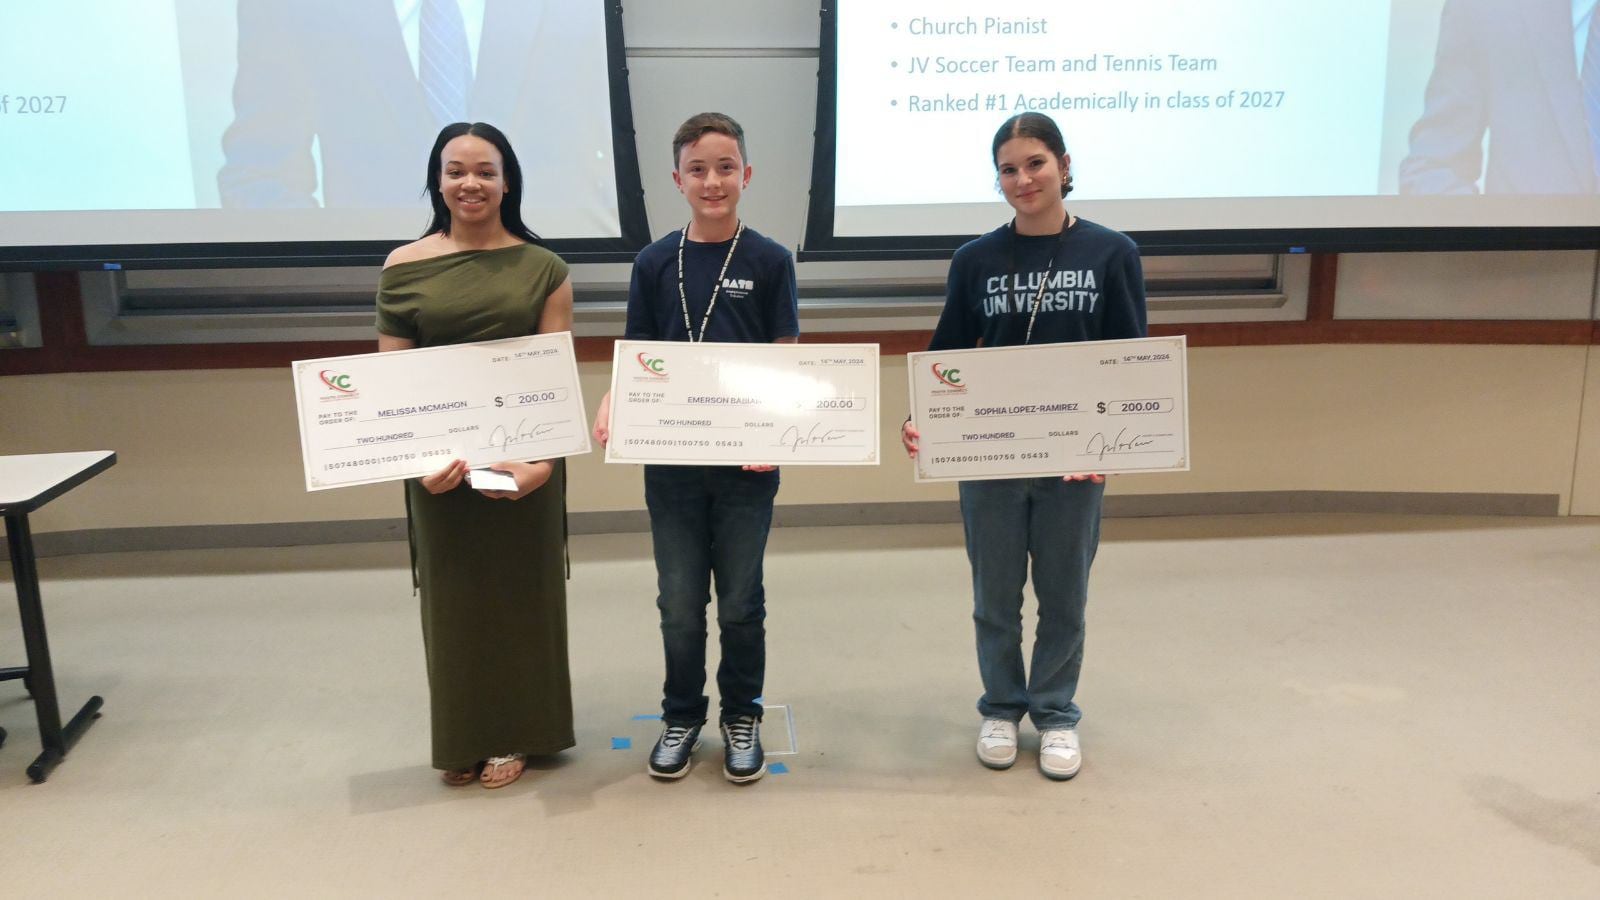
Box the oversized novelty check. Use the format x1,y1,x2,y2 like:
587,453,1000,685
908,335,1189,482
605,340,879,466
292,333,590,491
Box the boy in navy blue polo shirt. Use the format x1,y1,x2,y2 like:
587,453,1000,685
594,112,799,783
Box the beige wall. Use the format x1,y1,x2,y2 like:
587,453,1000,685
4,343,1596,534
1572,347,1600,516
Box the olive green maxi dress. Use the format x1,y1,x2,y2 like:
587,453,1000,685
376,243,575,770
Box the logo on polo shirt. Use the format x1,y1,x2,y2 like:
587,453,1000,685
721,277,754,299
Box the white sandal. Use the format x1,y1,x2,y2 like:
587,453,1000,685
479,753,526,789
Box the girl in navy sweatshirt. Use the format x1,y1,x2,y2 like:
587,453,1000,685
903,112,1148,780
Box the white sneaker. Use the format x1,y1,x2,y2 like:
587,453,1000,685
976,718,1019,769
1038,728,1081,780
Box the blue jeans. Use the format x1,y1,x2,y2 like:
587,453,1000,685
644,465,779,726
959,476,1105,730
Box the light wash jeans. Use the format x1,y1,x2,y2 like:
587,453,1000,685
958,476,1105,729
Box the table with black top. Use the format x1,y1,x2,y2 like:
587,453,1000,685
1,451,115,782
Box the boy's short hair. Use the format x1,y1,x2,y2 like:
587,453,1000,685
672,112,749,169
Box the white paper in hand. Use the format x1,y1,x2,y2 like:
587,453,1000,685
467,468,519,492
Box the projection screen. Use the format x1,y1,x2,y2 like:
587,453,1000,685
0,0,649,269
803,0,1600,258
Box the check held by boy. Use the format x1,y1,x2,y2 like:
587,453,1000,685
605,339,879,467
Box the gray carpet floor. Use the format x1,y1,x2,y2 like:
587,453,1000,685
1,515,1596,898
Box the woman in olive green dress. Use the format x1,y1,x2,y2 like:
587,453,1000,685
376,122,575,789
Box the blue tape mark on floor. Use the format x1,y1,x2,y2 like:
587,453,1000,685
631,714,661,721
769,762,789,775
611,737,631,750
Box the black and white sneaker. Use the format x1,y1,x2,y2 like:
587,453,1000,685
648,722,701,779
720,715,766,783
